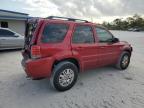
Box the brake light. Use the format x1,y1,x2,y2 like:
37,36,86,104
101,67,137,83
31,45,41,59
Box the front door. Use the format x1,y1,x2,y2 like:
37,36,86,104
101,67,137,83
71,24,99,71
95,27,121,66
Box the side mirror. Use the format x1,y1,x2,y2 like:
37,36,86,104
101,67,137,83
112,37,119,43
14,34,19,37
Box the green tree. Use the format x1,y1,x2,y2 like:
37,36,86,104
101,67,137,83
102,14,144,31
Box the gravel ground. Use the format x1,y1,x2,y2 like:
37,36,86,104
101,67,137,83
0,31,144,108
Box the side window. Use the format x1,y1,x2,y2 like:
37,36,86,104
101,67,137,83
1,21,8,28
42,23,68,43
0,29,14,37
95,27,113,43
72,25,94,44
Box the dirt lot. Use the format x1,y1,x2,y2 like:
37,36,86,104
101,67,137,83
0,31,144,108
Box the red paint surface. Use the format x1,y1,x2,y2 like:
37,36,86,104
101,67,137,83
22,19,132,79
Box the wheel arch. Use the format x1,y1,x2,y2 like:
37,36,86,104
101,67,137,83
52,57,81,72
123,48,132,56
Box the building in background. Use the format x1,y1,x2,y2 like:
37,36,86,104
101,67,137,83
0,9,28,36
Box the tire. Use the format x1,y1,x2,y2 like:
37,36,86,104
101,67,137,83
116,51,131,70
50,61,78,91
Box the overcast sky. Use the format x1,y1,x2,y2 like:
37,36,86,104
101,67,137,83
0,0,144,23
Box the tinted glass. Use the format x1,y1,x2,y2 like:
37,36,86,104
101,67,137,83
25,20,38,46
42,23,68,43
1,22,8,28
0,29,14,37
72,25,94,43
96,27,113,42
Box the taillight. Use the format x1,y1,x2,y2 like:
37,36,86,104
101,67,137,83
31,45,41,59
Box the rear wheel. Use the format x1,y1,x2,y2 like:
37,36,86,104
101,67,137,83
50,61,78,91
116,51,131,70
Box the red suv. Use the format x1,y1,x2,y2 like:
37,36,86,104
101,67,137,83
22,16,132,91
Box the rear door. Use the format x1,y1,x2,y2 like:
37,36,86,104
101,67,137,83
95,27,121,66
71,24,99,71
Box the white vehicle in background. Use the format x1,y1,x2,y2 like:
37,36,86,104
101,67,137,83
128,28,141,32
0,28,24,50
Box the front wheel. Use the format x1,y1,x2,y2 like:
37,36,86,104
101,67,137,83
50,61,78,91
116,51,131,70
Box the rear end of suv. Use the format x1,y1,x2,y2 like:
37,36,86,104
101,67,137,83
22,17,71,79
22,16,132,91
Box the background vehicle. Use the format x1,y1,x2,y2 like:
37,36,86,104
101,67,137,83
0,28,24,50
128,27,141,32
22,16,133,91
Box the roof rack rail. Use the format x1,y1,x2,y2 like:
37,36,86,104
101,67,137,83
47,16,89,23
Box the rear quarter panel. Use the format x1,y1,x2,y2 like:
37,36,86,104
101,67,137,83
35,20,77,73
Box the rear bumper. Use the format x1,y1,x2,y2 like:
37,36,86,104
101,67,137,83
21,57,53,79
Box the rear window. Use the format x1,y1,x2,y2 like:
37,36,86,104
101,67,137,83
25,20,37,45
42,23,68,43
25,23,37,37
